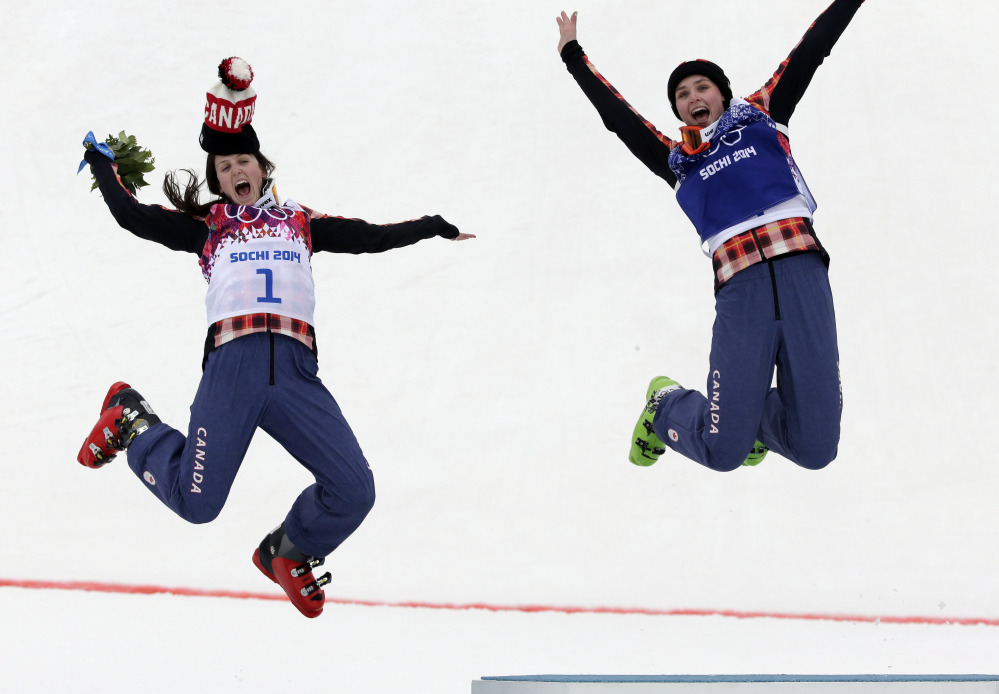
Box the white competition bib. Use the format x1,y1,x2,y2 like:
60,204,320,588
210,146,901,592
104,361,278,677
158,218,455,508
201,203,316,325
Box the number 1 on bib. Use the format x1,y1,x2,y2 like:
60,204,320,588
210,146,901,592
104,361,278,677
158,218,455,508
256,268,282,304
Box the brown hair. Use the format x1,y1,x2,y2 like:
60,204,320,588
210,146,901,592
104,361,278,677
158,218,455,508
163,152,275,218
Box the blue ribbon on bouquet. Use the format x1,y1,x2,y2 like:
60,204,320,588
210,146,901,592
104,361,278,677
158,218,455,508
77,131,115,174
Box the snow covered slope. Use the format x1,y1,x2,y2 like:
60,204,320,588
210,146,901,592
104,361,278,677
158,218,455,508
2,1,998,691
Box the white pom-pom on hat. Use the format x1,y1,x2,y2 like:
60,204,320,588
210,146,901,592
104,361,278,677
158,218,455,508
218,57,253,91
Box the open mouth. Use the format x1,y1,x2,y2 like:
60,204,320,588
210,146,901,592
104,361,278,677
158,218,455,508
235,179,252,198
691,107,710,123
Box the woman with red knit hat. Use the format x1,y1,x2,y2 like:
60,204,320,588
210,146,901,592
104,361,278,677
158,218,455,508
77,57,474,618
556,1,865,473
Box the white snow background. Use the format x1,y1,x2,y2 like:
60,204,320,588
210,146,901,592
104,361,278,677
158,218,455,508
2,1,998,692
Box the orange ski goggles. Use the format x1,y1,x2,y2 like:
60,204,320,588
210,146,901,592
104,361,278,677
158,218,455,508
679,126,710,155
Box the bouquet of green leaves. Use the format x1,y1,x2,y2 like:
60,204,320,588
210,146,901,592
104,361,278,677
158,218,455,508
81,131,155,196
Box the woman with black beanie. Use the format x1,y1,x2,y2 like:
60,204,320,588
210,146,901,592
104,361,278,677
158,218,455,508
556,1,866,473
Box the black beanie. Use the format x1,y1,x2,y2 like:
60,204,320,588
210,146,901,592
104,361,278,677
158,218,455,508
200,57,260,155
667,59,733,120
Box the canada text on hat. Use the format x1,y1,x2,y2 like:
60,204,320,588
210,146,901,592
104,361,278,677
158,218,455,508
204,57,256,134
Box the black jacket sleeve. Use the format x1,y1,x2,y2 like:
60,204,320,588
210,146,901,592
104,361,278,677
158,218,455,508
560,40,678,187
765,0,865,126
86,150,207,254
309,212,459,254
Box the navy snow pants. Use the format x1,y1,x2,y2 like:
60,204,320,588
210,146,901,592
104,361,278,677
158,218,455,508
653,252,842,472
125,332,375,557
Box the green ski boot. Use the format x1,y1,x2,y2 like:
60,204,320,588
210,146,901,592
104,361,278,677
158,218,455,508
629,376,682,466
742,440,768,466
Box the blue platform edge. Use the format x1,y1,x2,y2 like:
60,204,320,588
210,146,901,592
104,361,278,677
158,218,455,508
481,675,999,683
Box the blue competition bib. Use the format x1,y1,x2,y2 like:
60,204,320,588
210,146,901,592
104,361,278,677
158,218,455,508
669,104,814,243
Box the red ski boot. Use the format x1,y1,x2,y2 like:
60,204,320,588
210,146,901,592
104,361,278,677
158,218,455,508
77,382,161,468
253,524,332,619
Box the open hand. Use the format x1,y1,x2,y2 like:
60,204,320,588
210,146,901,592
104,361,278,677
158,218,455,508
556,11,577,53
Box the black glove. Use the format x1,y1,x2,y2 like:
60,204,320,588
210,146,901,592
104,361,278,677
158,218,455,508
433,214,460,240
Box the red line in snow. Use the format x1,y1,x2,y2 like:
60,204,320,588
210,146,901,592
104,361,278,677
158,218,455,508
2,577,997,627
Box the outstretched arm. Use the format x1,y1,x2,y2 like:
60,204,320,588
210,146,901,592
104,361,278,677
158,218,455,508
86,150,207,254
748,0,866,126
556,11,677,186
310,212,472,254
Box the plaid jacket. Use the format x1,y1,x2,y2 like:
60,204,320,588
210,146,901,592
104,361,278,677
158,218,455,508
204,313,316,370
712,218,827,292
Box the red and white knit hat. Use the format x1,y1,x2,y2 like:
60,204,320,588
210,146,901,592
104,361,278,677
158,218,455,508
199,57,260,155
